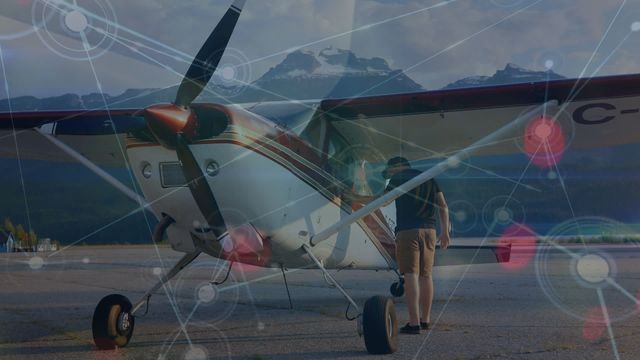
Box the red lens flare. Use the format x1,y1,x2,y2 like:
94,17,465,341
498,223,537,271
582,307,605,341
221,225,271,272
524,116,566,169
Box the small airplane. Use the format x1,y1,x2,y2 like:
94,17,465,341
3,0,640,355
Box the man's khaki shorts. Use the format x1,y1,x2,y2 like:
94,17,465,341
395,228,436,277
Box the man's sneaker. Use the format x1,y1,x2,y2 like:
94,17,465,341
399,323,420,334
420,321,429,330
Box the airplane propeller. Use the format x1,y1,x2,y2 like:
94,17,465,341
174,0,246,108
143,0,246,237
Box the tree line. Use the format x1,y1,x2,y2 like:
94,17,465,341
2,217,40,249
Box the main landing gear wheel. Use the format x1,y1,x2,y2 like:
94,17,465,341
390,279,404,297
362,296,398,354
92,294,135,350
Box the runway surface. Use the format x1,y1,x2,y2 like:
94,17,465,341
1,244,639,359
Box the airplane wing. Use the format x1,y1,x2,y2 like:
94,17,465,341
0,109,146,166
318,73,640,162
309,74,640,269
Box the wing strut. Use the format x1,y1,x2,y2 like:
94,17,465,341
309,100,558,247
36,128,154,213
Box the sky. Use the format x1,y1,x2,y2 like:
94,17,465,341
0,0,638,98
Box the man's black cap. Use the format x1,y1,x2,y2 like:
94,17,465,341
381,156,410,179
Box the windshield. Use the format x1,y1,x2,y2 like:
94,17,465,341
325,125,387,198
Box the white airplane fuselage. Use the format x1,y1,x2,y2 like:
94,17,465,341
126,104,395,271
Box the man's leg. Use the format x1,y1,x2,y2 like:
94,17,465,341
419,229,437,325
404,273,420,326
396,230,421,328
419,275,433,323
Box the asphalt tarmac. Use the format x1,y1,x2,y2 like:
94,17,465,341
1,244,639,359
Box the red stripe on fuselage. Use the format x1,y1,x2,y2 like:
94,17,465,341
127,134,398,265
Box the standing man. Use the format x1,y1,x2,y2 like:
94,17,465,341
382,156,450,334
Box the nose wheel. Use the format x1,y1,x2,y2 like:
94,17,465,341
92,294,135,350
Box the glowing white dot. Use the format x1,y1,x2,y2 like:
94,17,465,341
197,284,217,303
82,257,90,264
221,66,235,81
64,10,88,33
534,123,552,139
544,59,554,69
631,22,640,32
221,237,234,253
447,156,461,168
29,256,44,270
496,208,510,222
454,210,467,222
547,170,557,180
184,345,207,360
576,254,610,283
257,322,265,331
152,267,162,276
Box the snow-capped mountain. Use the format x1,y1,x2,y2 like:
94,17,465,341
251,47,422,99
443,63,565,89
259,47,397,80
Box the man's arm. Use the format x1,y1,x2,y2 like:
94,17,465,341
343,192,377,203
436,191,450,250
344,191,395,207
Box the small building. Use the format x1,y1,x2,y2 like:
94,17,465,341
37,238,57,252
0,231,15,253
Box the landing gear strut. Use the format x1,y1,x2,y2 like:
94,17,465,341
301,244,398,354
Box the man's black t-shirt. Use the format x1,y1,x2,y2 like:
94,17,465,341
386,168,441,232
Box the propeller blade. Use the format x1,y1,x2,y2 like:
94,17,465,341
174,0,246,107
175,133,227,238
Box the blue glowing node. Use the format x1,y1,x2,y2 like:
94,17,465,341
64,10,88,33
544,59,554,69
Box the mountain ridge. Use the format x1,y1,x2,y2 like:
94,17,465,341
0,49,565,110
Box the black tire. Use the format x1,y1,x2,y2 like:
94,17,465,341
92,294,135,350
390,281,405,297
362,296,398,354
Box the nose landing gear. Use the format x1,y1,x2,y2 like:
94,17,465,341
92,294,135,350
